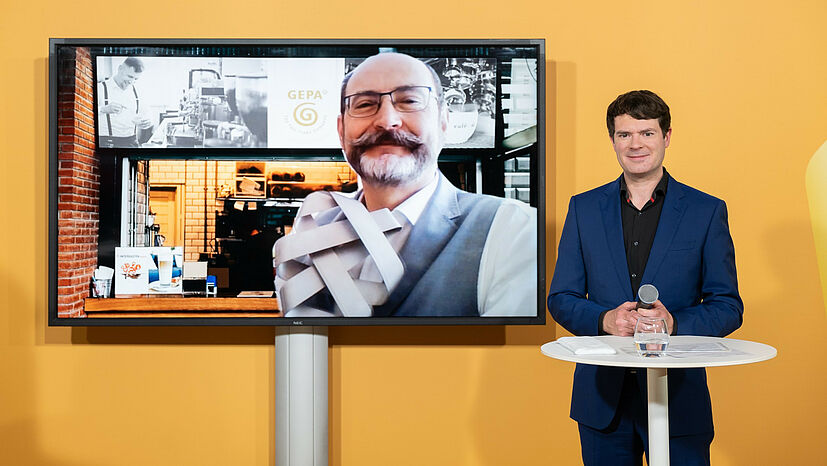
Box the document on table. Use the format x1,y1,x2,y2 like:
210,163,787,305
665,342,749,358
619,341,748,358
667,342,729,353
555,336,617,355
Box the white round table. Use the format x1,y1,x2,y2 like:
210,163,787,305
541,335,776,466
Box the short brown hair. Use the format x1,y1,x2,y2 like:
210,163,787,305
606,90,670,137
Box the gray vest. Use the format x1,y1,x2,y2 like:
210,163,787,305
372,175,502,317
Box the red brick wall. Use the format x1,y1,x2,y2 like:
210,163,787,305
56,47,98,318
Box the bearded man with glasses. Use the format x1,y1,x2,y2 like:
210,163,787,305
274,52,536,318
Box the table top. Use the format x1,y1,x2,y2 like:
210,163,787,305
541,335,777,369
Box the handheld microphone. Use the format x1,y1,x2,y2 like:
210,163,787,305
637,284,659,309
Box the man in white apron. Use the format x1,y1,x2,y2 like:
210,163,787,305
97,56,152,148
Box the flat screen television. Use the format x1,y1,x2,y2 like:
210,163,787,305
48,39,545,326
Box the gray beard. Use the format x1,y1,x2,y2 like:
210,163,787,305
349,148,435,187
344,128,437,187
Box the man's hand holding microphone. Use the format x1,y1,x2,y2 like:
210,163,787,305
602,284,674,336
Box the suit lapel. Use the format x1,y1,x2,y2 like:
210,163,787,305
373,174,460,316
600,177,634,300
641,177,687,286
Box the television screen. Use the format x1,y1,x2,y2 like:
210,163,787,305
49,39,545,326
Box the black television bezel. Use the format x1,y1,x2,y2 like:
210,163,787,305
48,38,546,327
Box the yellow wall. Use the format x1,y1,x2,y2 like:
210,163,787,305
1,1,825,464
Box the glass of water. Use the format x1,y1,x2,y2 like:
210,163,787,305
634,316,670,357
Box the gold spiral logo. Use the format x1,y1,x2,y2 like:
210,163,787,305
293,102,318,127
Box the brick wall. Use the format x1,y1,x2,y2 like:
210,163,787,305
56,47,97,318
185,160,221,261
149,160,232,261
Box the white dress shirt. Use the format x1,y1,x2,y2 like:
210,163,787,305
97,77,139,137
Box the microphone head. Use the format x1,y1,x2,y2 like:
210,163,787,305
637,284,659,306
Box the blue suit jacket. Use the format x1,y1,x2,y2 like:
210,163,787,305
547,174,743,435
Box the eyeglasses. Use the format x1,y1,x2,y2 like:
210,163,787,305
344,86,434,118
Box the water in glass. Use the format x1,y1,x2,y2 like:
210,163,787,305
634,316,670,357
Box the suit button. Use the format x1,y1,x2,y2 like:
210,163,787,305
633,241,639,246
631,273,637,278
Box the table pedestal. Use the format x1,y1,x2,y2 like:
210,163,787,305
647,368,669,466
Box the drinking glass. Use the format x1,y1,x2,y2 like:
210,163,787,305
93,278,112,298
235,75,268,146
634,316,670,357
157,253,174,287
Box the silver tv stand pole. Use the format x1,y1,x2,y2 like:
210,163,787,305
275,326,329,466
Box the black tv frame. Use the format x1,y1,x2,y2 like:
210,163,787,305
48,38,546,327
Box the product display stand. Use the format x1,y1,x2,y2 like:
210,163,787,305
275,326,328,466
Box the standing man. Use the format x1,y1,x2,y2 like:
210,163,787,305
274,52,536,317
548,90,743,465
97,57,152,148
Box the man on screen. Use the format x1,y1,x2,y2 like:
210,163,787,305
547,90,743,465
273,52,536,317
97,56,153,148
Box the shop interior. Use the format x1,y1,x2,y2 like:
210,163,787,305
124,156,512,296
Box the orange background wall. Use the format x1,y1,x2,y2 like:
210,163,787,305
1,1,825,464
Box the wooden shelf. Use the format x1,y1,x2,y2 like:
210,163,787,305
84,296,282,317
86,312,281,318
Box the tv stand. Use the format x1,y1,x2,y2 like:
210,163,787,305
275,327,328,465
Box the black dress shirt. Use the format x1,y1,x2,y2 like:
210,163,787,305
620,170,668,295
598,169,669,334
